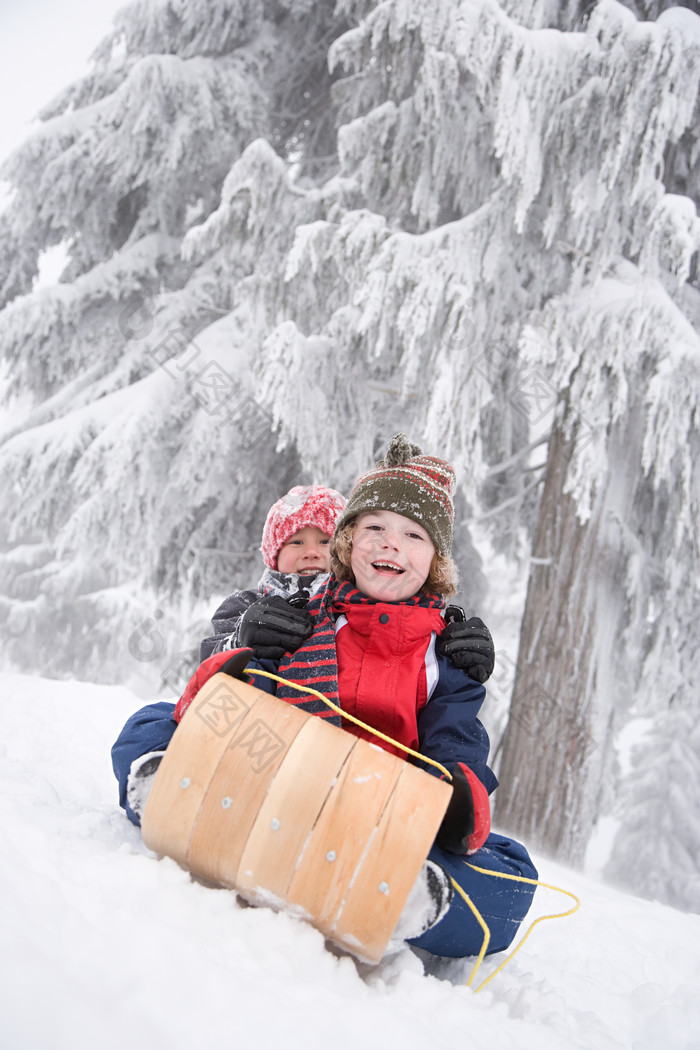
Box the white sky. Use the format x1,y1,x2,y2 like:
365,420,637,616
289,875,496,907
0,0,128,165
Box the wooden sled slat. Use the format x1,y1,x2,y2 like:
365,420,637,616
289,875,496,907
235,717,357,902
285,741,403,938
331,762,452,961
141,675,270,863
185,685,309,885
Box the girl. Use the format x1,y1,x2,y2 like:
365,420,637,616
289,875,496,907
199,484,347,661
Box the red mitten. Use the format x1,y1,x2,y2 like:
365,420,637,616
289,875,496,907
436,763,491,855
174,647,253,722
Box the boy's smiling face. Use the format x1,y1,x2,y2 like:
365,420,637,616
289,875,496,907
350,509,435,602
276,525,331,576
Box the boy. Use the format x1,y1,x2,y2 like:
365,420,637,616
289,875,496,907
113,437,533,960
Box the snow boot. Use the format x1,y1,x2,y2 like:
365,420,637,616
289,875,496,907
126,751,164,823
386,860,453,951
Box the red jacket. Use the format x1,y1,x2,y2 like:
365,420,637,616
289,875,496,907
335,602,491,855
334,602,443,756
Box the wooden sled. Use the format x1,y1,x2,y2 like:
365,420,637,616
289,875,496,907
141,672,452,962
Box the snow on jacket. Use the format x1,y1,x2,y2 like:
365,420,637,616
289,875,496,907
199,567,329,661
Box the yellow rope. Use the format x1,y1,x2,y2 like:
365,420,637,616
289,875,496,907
450,863,582,992
246,667,452,780
239,666,580,991
448,877,491,986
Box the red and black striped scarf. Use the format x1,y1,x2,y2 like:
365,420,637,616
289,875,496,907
275,578,444,725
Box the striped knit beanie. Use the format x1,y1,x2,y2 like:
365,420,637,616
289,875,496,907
260,485,347,569
336,435,456,556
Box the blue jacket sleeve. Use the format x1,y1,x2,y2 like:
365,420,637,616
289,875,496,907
111,701,178,825
416,653,498,793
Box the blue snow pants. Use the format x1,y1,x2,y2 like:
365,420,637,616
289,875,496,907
409,834,538,958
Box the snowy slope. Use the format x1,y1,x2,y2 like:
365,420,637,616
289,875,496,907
1,672,698,1050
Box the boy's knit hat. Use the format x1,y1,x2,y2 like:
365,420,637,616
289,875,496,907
335,434,456,556
261,485,347,569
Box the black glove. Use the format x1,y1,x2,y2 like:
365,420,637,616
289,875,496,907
438,608,495,683
237,595,314,660
436,765,475,854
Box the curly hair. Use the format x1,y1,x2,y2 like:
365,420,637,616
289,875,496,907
329,519,458,600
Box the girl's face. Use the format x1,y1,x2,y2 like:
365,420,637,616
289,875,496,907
276,525,332,576
350,509,436,602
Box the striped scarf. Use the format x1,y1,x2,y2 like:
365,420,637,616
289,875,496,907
274,578,444,726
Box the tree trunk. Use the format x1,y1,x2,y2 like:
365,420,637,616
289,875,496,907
493,422,616,864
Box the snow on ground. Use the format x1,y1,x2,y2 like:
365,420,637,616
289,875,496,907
1,672,698,1050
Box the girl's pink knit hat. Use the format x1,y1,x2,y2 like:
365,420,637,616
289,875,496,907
260,485,347,569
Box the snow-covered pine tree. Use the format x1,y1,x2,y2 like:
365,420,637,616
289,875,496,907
1,0,698,908
606,690,700,913
0,0,352,692
487,4,700,870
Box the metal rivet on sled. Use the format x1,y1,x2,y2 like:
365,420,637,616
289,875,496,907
221,797,232,809
180,777,191,789
326,850,336,862
378,881,389,895
270,818,281,831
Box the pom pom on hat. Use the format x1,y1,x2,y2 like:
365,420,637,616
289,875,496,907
382,434,423,466
260,485,347,569
336,434,456,556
